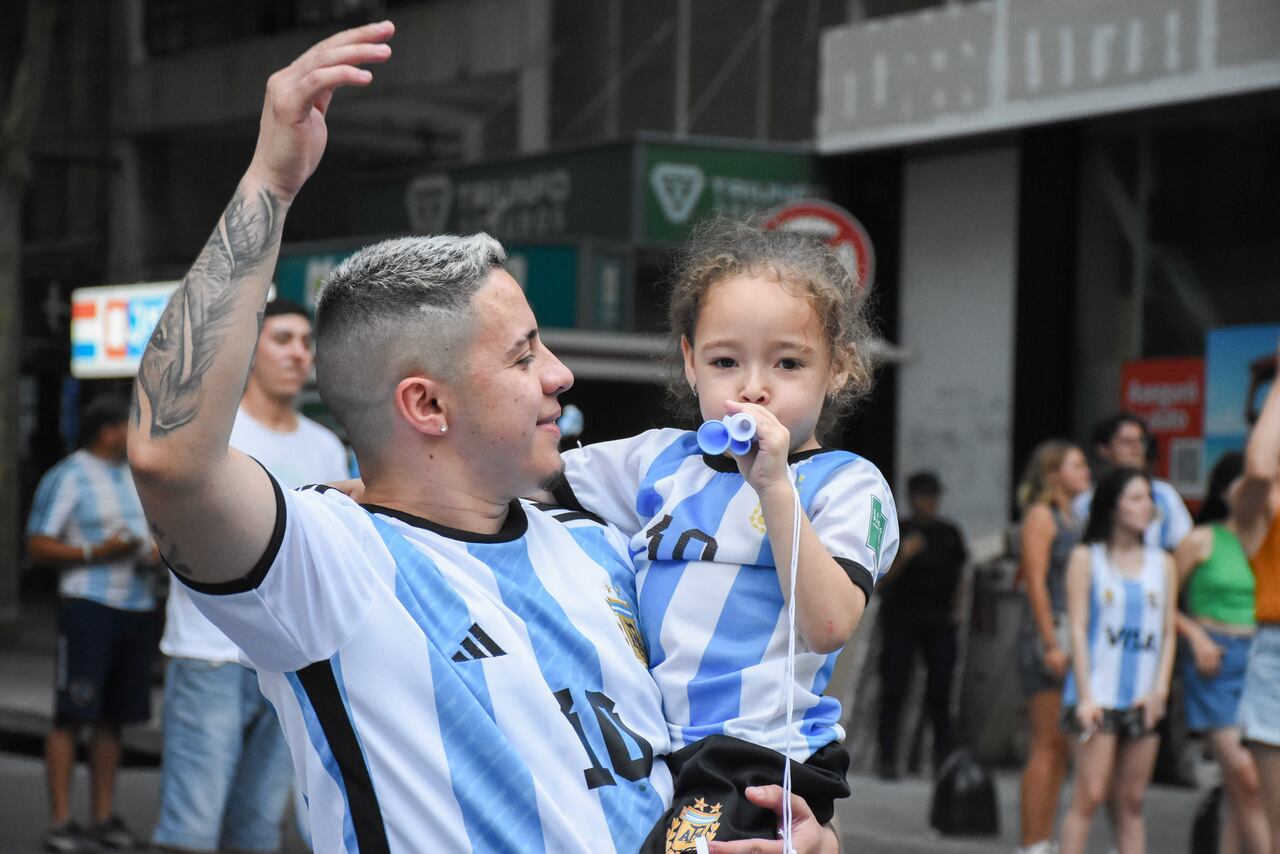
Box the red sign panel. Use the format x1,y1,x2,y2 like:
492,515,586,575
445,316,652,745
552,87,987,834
1120,357,1205,498
765,200,875,293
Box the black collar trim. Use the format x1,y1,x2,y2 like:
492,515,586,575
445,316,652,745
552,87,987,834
360,499,528,543
700,447,829,472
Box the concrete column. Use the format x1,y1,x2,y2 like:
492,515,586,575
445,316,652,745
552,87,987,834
896,145,1020,552
519,0,551,153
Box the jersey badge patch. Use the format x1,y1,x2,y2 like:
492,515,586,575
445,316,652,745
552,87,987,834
866,496,886,560
749,504,766,534
606,585,648,666
666,797,721,852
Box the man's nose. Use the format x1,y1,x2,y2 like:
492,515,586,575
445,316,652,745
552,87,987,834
542,347,574,395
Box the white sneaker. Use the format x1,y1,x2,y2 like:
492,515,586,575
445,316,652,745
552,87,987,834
1015,842,1058,854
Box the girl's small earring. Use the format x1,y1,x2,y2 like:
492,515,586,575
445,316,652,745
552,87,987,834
440,423,448,434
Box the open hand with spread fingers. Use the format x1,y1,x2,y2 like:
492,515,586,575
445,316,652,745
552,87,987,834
247,20,394,202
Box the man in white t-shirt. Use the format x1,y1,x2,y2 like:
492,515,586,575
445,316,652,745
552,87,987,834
153,299,347,854
1073,412,1193,552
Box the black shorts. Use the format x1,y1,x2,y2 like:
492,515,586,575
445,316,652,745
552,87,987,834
640,735,849,853
1060,705,1155,740
54,598,153,727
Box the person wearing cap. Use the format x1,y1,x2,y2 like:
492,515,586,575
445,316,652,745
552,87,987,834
27,395,159,852
875,470,967,780
152,298,348,854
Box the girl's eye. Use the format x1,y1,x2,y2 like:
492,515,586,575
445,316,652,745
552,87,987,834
779,358,803,370
712,358,736,369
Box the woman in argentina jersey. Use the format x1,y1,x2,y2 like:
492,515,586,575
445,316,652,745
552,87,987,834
1059,468,1177,854
555,219,900,850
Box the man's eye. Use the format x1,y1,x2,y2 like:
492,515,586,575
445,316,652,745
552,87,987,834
518,354,536,367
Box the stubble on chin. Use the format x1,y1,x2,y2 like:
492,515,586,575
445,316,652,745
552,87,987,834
539,460,568,496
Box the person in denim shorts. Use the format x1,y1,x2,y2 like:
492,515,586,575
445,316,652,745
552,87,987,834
1235,339,1280,854
1175,451,1268,853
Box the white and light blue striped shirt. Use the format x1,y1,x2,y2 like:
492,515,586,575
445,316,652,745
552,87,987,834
1073,479,1192,552
182,479,673,854
558,428,899,760
1064,544,1169,710
27,449,154,611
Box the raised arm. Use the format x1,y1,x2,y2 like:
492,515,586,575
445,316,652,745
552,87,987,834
128,23,393,585
1236,341,1280,556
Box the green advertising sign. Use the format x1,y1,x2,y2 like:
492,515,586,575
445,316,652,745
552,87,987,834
356,144,633,243
641,142,819,243
356,137,819,247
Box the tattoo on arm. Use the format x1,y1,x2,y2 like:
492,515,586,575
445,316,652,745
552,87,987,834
135,187,283,438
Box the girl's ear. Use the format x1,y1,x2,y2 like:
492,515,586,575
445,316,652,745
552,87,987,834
681,335,697,392
826,346,852,400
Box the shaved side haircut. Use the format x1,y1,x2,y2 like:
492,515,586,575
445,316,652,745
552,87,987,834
314,234,506,462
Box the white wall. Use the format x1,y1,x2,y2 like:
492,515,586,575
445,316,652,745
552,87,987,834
896,146,1020,552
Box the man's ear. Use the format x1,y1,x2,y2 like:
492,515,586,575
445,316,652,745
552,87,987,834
394,375,450,437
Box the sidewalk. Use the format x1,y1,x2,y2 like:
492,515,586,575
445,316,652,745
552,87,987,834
837,768,1205,854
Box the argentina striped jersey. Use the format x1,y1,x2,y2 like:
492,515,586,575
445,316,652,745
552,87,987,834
558,429,900,759
1064,544,1170,710
26,449,154,610
180,477,673,854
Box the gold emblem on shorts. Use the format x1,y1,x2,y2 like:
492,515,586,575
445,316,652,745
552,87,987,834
749,504,766,533
1104,588,1115,606
606,585,648,666
666,797,722,852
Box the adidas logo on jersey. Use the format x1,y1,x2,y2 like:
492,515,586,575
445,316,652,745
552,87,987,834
452,623,507,662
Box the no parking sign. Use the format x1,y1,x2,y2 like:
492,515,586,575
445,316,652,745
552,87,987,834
765,200,875,293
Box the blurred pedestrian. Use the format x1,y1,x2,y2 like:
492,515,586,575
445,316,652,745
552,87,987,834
876,471,966,779
1059,468,1177,854
1175,451,1269,854
26,395,158,852
152,299,347,853
1235,340,1280,853
1074,412,1193,552
1014,440,1091,854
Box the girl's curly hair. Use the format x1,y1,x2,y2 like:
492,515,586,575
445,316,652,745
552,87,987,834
664,216,877,441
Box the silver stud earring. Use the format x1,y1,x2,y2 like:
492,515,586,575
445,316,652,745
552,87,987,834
440,423,448,434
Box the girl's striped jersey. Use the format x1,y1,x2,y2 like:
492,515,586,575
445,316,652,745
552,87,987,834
1064,544,1170,710
557,429,900,759
180,475,673,854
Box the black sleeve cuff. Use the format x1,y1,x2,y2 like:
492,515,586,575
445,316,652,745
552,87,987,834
172,459,286,596
834,557,874,605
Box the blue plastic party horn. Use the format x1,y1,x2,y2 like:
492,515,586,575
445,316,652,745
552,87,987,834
696,412,757,455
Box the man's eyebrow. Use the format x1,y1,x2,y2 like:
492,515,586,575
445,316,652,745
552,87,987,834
504,329,538,358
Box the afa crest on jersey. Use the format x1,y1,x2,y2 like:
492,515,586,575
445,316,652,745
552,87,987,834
606,585,648,665
666,798,722,852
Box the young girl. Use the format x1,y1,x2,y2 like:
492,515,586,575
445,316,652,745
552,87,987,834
1058,467,1177,854
552,218,899,850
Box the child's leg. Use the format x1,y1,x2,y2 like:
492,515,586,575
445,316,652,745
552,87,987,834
1109,732,1160,854
1059,732,1118,854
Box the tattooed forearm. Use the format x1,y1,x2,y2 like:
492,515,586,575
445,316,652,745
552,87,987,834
136,186,283,438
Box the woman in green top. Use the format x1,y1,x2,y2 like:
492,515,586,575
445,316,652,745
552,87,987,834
1175,451,1269,854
